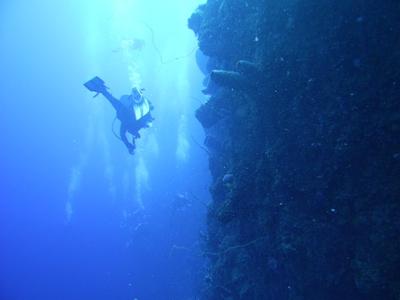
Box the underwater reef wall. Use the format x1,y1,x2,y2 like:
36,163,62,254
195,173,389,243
189,0,400,299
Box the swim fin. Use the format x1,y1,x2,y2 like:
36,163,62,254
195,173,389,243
84,76,108,97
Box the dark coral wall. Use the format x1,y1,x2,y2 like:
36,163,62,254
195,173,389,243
190,0,400,299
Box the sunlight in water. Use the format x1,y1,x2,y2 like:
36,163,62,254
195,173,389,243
65,0,203,218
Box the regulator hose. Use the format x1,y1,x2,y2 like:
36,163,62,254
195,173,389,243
111,116,122,141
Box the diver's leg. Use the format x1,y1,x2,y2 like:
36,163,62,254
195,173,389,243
101,90,124,112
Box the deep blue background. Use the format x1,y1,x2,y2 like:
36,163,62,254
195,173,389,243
0,1,208,299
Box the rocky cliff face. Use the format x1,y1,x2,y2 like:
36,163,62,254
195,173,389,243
189,1,400,299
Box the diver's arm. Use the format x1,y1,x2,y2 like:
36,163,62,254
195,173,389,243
148,99,154,110
120,124,135,154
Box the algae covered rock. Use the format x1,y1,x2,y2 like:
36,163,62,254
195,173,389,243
189,0,400,299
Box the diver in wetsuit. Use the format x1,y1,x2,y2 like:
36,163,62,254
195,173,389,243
84,77,154,154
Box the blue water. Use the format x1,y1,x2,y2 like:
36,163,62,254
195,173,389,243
0,1,209,299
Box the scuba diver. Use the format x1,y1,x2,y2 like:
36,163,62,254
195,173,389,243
84,76,154,154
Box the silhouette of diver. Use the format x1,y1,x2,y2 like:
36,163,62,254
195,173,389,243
84,76,154,154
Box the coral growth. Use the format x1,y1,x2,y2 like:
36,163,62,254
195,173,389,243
190,0,400,299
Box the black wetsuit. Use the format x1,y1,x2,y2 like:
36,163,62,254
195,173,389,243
101,90,139,151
